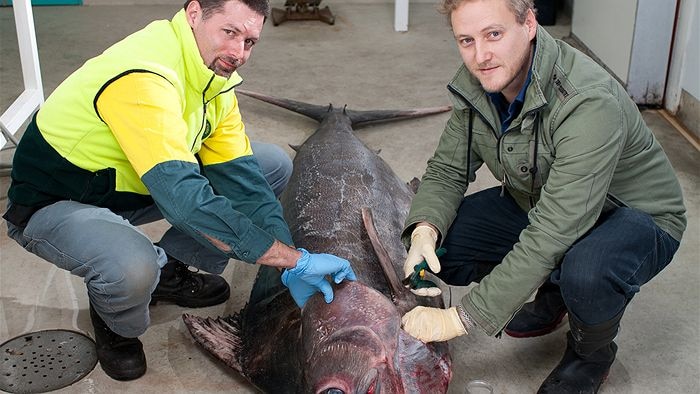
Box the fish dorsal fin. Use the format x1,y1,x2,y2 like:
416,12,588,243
235,89,330,122
407,177,421,194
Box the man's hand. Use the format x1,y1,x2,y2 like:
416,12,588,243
401,306,467,342
403,225,441,296
403,225,440,278
281,248,357,308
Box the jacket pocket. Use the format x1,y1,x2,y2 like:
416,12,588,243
80,167,117,205
500,135,553,195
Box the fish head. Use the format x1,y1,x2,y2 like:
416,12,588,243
301,281,406,394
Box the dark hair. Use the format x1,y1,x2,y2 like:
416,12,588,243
183,0,271,19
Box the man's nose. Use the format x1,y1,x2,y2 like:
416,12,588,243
474,41,492,64
228,39,246,60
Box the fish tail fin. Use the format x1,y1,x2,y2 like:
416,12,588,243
346,106,451,128
236,89,451,127
182,312,244,373
235,89,330,122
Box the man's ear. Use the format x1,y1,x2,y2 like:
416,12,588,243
525,8,538,40
185,0,202,28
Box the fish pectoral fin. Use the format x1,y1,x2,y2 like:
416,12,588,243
182,313,244,373
361,207,412,303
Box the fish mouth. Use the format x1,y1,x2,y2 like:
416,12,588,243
313,368,380,394
311,325,388,361
307,326,394,393
301,282,405,393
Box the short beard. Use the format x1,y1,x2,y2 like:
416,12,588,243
476,43,532,96
209,56,243,78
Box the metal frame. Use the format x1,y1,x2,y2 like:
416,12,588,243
1,0,44,149
394,0,408,32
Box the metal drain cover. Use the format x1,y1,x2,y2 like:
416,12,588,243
0,329,97,394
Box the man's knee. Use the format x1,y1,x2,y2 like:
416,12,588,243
88,244,161,308
558,207,660,293
268,151,293,196
555,236,637,324
252,142,293,197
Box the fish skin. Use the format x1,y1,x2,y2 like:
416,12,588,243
183,92,452,393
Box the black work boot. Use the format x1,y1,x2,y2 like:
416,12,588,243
538,310,623,394
150,257,230,308
505,281,567,338
90,304,147,381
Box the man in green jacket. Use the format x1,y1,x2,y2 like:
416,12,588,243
3,0,355,381
399,0,686,392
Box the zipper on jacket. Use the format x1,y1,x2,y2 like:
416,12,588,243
500,172,507,197
191,74,216,152
190,74,245,152
497,109,542,201
447,85,511,198
446,85,545,201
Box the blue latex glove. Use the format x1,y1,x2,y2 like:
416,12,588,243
281,248,357,308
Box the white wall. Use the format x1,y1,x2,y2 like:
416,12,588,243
665,0,699,138
572,0,677,105
666,0,700,104
572,0,636,82
682,4,700,100
625,0,676,103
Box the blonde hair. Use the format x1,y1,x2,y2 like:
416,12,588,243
438,0,536,24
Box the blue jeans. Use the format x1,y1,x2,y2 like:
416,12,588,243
437,187,680,325
6,142,292,337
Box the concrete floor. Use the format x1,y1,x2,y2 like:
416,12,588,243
1,3,698,393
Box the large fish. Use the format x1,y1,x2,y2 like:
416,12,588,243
183,90,452,393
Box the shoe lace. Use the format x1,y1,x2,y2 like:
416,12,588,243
173,261,204,290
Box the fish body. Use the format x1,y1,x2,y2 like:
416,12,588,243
183,91,452,393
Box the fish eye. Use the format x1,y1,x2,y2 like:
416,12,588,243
324,389,345,394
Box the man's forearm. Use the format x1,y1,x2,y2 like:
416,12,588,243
257,240,301,269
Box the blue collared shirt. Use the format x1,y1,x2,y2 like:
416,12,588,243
487,65,533,133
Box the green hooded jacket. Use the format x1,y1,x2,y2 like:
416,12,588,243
403,26,686,336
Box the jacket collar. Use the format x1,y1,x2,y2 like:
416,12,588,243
171,10,243,102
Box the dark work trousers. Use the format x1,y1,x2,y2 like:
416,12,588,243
436,187,680,325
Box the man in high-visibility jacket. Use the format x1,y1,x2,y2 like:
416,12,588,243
4,0,356,381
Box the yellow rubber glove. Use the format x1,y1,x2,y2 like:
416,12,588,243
403,225,442,297
401,306,467,343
